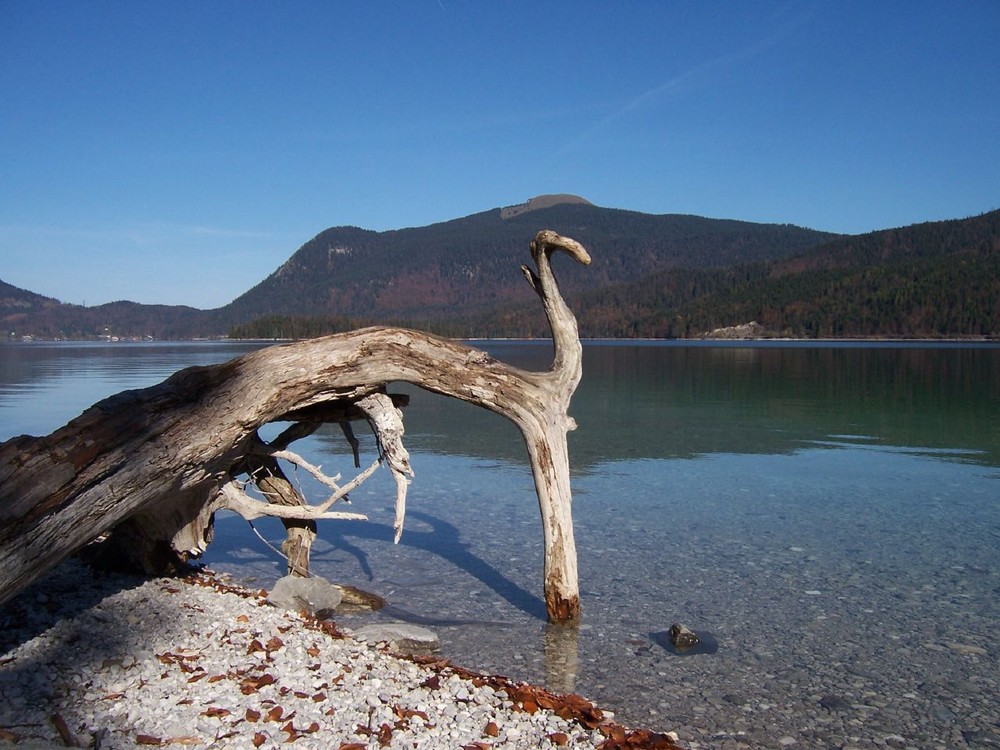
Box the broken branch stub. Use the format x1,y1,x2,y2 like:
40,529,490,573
0,229,590,622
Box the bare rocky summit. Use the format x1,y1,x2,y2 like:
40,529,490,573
500,194,594,219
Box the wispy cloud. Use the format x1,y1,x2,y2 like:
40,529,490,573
558,2,818,155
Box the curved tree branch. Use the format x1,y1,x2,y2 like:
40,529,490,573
0,230,590,621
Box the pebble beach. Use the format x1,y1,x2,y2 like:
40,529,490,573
0,560,675,750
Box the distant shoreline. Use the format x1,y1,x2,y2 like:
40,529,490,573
4,334,999,346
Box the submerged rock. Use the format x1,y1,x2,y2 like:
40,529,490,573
352,623,441,654
334,583,386,611
266,574,342,618
651,625,718,656
669,623,700,650
819,694,853,712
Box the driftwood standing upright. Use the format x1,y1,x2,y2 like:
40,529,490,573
0,230,590,622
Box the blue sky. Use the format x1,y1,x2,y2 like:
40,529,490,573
2,2,998,308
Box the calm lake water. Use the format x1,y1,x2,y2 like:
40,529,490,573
2,339,999,749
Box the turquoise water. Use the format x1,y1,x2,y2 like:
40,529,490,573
2,340,998,748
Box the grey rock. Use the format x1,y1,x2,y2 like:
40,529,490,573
819,694,853,712
352,623,441,654
266,574,342,617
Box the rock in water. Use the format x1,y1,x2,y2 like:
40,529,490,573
352,623,441,654
669,623,700,650
334,583,386,611
266,574,342,617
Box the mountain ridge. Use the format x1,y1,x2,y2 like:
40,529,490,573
3,198,997,340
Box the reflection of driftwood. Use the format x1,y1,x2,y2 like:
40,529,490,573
0,230,590,621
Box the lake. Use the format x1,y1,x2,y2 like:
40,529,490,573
2,339,998,749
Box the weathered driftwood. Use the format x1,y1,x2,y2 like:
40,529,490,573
0,230,590,621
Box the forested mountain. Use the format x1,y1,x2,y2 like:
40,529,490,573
220,196,832,324
560,209,1000,338
1,277,204,340
3,196,998,340
0,280,73,338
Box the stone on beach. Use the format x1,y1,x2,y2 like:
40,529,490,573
265,573,342,616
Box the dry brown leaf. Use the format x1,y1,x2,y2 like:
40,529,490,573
265,635,284,651
50,714,77,747
240,672,277,695
393,705,429,722
376,723,394,747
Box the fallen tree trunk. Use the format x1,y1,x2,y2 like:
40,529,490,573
0,230,590,621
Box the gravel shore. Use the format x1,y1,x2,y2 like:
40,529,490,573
0,561,676,750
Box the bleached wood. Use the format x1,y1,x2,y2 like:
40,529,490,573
217,481,368,522
264,449,343,491
0,230,590,621
357,392,413,544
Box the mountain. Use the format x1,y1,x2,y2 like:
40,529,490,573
1,280,67,339
567,208,1000,338
3,196,997,340
1,277,203,340
220,195,834,325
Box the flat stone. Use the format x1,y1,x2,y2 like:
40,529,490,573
945,642,988,656
352,623,441,654
266,574,342,617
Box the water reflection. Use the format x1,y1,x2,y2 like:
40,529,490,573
543,622,580,694
0,341,264,438
4,340,996,469
391,342,1000,469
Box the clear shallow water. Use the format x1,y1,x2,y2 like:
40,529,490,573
2,340,999,749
